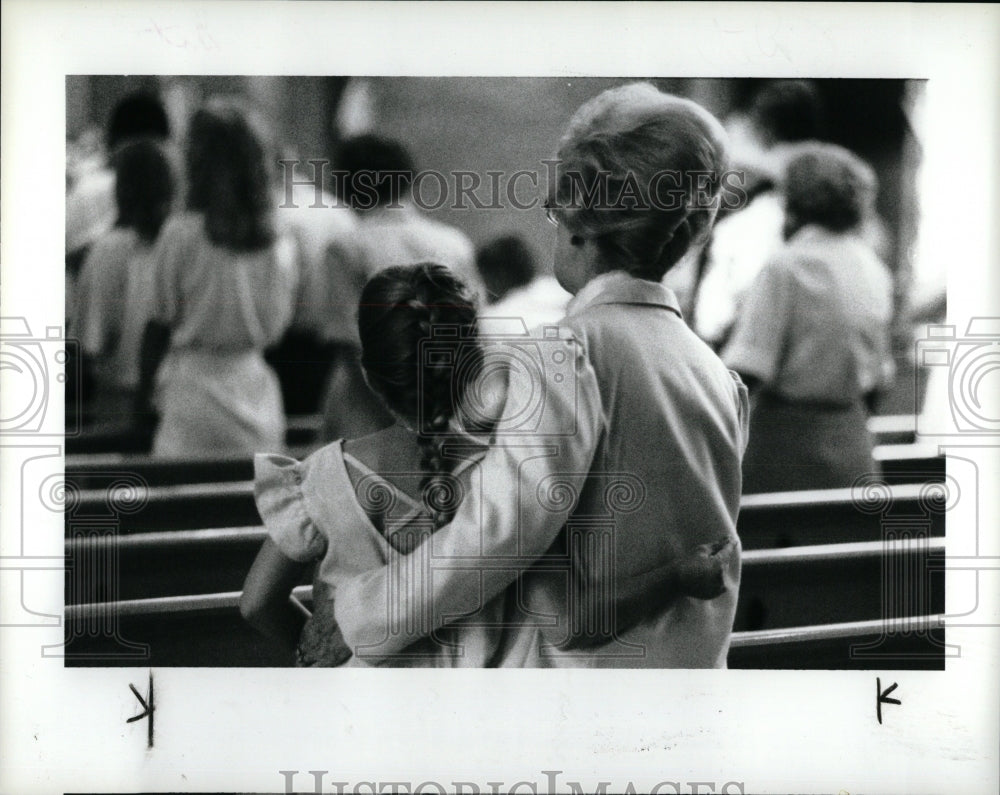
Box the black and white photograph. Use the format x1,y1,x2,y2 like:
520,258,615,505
59,73,950,671
2,3,998,794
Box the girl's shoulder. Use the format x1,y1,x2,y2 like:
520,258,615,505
151,212,207,261
83,224,144,259
253,440,372,561
254,440,348,517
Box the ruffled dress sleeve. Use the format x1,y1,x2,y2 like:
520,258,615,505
253,453,327,562
255,449,356,667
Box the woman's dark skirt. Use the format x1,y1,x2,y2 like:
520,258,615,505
741,392,878,495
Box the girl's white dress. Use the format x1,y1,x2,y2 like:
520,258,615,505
147,212,298,457
254,439,514,667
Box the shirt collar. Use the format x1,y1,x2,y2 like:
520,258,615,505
789,223,852,247
355,201,419,225
566,270,683,319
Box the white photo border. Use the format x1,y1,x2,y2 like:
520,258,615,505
1,2,998,794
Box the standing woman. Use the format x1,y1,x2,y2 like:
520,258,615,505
74,139,175,427
137,98,298,458
722,143,894,493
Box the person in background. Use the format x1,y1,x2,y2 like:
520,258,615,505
317,135,483,442
136,98,299,458
723,143,894,494
688,80,825,346
476,235,570,332
242,263,508,667
267,148,358,416
72,140,175,428
66,92,172,275
66,92,174,424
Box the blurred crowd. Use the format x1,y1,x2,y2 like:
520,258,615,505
65,79,942,493
65,89,570,455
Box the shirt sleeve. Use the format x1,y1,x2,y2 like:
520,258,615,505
73,235,128,356
453,235,487,307
694,195,784,345
146,217,186,327
253,453,328,562
693,247,739,346
721,257,795,387
315,236,367,345
259,234,301,346
333,326,605,663
730,369,751,455
285,231,321,333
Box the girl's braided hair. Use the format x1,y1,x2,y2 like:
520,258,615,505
358,263,483,527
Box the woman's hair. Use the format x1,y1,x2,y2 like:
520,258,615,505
358,263,482,526
548,82,729,282
748,79,824,146
112,139,175,243
781,142,876,233
185,97,275,251
107,92,170,152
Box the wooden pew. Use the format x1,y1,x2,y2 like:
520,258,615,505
65,414,324,457
868,414,917,446
728,614,946,670
66,479,948,544
65,444,317,491
66,454,256,490
874,443,944,481
735,538,945,632
63,590,291,667
67,480,261,532
65,526,269,605
66,413,917,458
737,482,946,548
67,531,946,635
64,415,925,489
62,592,945,670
